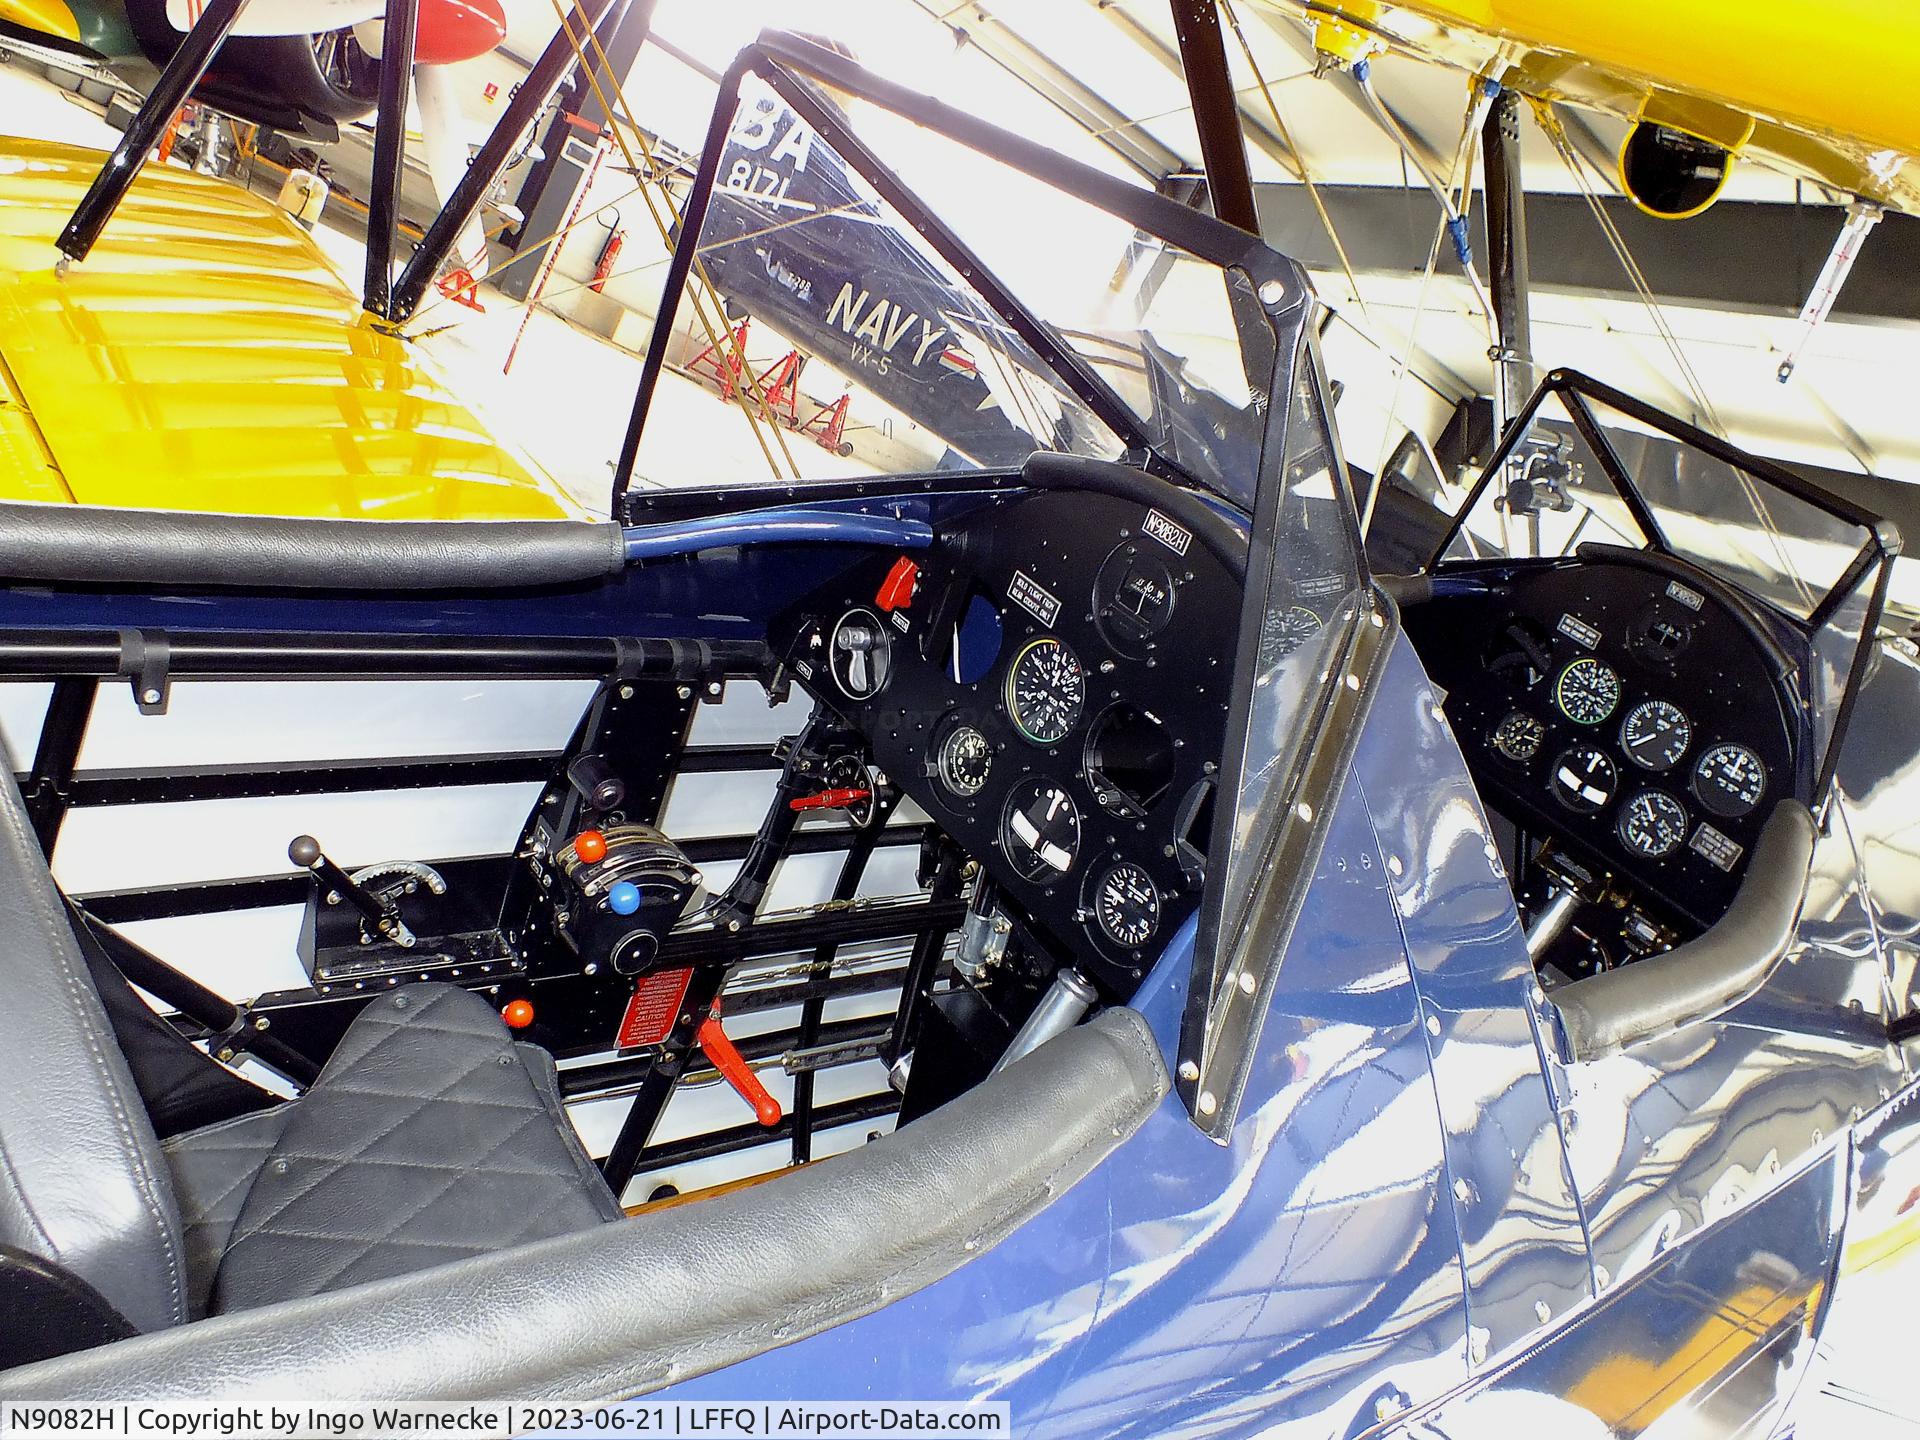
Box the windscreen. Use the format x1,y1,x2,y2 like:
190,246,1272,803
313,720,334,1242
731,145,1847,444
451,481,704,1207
627,66,1273,502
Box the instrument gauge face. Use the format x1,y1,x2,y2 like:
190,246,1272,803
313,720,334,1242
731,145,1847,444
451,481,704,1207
1091,861,1160,950
1005,637,1086,745
1692,743,1767,819
1618,790,1688,858
1550,745,1618,813
1620,700,1692,772
935,722,993,799
1492,710,1545,763
1001,778,1082,881
1093,544,1176,656
828,607,892,700
1258,605,1323,665
1555,656,1622,725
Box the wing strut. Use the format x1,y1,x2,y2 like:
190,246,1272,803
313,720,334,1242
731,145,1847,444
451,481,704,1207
54,0,252,262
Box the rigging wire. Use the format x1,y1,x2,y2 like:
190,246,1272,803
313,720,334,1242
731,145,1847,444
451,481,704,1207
1217,0,1371,323
1532,102,1816,612
1360,76,1489,538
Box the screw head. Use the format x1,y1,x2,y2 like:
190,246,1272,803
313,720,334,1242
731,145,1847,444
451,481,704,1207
1258,278,1284,305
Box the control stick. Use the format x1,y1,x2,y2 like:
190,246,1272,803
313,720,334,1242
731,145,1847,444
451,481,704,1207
289,835,417,948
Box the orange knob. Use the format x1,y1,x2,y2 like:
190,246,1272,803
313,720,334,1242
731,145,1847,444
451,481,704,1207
573,829,608,864
502,998,535,1029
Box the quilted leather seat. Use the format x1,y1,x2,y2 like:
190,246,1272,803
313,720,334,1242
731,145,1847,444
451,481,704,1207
174,985,623,1315
0,763,619,1339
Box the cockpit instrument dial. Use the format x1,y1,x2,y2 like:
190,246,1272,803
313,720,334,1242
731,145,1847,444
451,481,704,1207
1620,700,1691,772
1550,746,1618,813
1492,711,1545,763
1554,657,1621,725
1258,605,1323,664
1093,544,1176,654
1001,778,1082,881
828,608,893,701
1005,637,1085,745
1692,743,1766,819
1091,862,1160,949
1618,790,1688,858
934,722,993,799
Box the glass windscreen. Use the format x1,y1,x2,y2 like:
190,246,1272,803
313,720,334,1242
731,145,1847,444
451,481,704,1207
1209,343,1366,984
629,67,1273,501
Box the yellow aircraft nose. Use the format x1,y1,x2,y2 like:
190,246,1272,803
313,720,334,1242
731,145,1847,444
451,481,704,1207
0,0,82,41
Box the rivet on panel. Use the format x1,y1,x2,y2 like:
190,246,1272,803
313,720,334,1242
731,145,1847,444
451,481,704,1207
1198,1091,1218,1116
1426,1014,1442,1037
1534,1299,1551,1324
1178,1060,1199,1082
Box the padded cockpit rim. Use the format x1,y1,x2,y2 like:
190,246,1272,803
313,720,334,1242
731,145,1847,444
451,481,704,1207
0,503,625,592
0,1007,1170,1402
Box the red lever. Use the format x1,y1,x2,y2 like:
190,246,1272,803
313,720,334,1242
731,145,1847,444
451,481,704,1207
876,555,919,612
698,1016,782,1127
790,786,871,813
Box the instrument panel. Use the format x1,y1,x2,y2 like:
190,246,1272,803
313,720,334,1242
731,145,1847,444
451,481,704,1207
778,490,1239,996
1407,553,1808,931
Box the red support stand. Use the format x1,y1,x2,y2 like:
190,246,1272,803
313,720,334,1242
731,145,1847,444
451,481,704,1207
686,318,751,400
754,350,803,427
800,390,853,456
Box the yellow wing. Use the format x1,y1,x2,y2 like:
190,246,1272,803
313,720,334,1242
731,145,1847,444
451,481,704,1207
1256,0,1920,214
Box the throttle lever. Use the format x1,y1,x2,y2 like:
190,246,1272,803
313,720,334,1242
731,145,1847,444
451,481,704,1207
289,835,417,948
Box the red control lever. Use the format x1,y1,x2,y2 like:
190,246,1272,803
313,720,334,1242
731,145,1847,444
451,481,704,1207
698,1015,782,1127
789,786,871,813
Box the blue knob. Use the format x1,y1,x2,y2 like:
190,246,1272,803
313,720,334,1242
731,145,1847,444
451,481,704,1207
608,881,641,916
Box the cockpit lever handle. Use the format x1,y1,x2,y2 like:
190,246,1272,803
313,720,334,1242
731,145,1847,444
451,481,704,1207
289,835,416,948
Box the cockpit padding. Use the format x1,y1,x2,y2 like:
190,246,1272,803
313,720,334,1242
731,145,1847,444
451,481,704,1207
1551,799,1817,1060
0,502,626,591
0,1007,1169,1402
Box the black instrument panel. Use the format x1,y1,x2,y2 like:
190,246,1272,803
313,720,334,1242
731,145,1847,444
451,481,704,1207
777,490,1240,996
1408,554,1808,931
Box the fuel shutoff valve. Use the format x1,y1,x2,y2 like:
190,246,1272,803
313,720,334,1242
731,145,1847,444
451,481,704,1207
699,1002,782,1128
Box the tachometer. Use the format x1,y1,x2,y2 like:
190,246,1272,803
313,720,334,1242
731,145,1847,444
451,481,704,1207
1001,778,1082,881
1692,743,1766,819
1554,656,1621,725
1618,790,1688,858
1090,861,1160,950
1620,700,1691,772
1550,746,1618,813
1005,637,1085,745
934,721,993,799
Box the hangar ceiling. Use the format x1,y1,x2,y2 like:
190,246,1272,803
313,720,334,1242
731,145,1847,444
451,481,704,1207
568,0,1920,492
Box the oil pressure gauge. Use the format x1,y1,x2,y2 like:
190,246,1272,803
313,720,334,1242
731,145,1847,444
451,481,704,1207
1089,861,1160,950
1618,789,1688,858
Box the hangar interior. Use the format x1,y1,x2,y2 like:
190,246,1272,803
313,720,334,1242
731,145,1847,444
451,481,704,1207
2,0,1920,1428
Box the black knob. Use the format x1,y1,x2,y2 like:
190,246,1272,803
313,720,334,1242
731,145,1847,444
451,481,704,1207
289,834,322,868
566,753,627,813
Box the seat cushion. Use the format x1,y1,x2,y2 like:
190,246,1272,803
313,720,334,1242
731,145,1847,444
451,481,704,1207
209,984,619,1313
